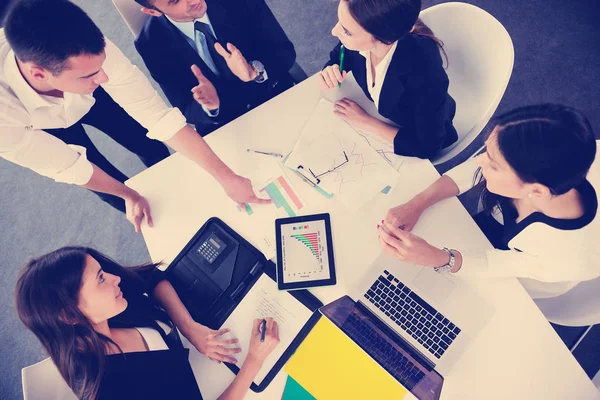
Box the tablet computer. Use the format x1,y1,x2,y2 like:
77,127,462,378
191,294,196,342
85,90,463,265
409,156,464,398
275,213,336,290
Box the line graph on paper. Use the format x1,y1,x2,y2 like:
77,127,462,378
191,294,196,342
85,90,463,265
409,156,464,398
284,99,400,209
355,129,406,171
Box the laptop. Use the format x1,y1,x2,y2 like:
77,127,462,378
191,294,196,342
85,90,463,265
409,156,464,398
319,253,495,399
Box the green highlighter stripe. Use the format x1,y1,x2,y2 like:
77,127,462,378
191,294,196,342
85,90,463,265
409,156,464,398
265,182,296,217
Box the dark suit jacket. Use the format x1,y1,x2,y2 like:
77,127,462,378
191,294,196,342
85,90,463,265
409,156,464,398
326,34,458,159
135,0,296,135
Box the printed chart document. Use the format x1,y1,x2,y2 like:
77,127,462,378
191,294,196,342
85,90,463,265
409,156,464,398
324,73,405,171
232,160,306,258
222,274,313,385
285,99,400,210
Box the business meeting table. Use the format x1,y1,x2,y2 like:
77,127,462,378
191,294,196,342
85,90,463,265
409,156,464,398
126,75,597,400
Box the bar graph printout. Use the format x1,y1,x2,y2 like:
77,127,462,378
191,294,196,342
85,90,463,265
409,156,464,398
280,220,331,284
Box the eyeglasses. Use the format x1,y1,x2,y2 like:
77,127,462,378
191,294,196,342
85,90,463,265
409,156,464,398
296,151,349,185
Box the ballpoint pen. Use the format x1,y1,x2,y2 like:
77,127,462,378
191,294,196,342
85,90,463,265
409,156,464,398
247,148,284,158
260,319,267,342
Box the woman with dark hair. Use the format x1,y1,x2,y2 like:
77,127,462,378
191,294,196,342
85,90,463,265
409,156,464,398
15,247,279,399
377,104,599,299
319,0,457,159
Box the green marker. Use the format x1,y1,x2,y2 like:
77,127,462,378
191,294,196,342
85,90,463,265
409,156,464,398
338,44,345,88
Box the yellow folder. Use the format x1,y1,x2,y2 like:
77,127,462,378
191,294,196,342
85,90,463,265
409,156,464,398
285,317,409,400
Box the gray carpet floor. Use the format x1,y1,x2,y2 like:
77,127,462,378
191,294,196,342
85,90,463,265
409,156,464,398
1,0,599,398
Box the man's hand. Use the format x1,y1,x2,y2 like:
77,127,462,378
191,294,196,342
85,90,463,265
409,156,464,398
182,323,241,363
222,174,272,209
190,65,220,110
214,42,258,82
123,191,153,233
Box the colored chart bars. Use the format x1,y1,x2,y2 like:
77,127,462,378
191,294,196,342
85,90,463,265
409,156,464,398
260,176,304,217
291,233,320,260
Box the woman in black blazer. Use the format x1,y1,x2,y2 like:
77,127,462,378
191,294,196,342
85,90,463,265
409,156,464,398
15,247,279,400
320,0,458,159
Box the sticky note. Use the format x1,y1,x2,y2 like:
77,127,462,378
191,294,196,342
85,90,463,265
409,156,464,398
285,318,408,400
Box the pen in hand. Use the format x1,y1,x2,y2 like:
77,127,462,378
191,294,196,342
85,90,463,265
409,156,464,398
260,319,267,342
338,44,345,88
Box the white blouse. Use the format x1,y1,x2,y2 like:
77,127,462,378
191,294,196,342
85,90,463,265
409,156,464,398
359,41,398,109
443,148,600,299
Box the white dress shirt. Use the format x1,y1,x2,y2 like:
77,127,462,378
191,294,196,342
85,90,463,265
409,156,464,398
167,14,222,118
0,31,187,185
360,41,398,109
444,151,600,299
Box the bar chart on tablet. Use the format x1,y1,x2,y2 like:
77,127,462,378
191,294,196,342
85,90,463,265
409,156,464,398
281,221,331,283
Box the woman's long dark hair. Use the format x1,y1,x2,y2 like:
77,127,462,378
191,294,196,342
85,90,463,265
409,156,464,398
476,104,597,215
343,0,447,62
15,247,170,400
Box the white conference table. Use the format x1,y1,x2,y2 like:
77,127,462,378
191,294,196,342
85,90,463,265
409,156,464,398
126,76,596,400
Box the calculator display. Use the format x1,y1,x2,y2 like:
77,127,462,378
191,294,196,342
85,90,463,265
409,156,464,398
196,233,227,264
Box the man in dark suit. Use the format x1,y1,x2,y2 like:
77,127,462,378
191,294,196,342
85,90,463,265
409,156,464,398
134,0,296,136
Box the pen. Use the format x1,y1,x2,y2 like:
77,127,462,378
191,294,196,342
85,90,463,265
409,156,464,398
260,319,267,342
338,44,345,88
247,148,283,158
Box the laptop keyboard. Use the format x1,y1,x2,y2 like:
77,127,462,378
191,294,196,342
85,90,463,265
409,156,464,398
343,312,425,389
364,270,461,359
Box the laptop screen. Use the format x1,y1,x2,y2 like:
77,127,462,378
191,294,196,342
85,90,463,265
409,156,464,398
320,296,443,400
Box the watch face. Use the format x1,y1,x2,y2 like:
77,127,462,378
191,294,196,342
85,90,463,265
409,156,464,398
251,60,265,73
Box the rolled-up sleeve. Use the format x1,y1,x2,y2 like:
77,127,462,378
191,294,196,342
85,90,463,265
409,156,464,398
0,127,93,185
101,39,187,141
443,157,480,195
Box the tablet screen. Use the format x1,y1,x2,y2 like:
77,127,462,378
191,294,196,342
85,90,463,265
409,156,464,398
280,219,331,284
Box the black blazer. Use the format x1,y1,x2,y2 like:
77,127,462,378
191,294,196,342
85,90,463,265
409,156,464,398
326,34,458,159
135,0,296,135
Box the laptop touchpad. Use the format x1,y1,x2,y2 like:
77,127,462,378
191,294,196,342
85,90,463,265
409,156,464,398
412,268,456,304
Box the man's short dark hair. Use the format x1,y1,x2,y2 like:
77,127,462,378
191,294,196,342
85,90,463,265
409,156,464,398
4,0,106,76
134,0,157,11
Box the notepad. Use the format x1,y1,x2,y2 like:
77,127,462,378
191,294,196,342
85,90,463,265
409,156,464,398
221,274,312,385
285,317,410,400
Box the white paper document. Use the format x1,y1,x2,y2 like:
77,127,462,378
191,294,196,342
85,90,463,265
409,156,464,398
285,99,400,210
323,73,405,171
222,274,312,385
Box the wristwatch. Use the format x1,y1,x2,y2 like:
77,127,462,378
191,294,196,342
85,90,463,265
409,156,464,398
434,247,456,273
250,60,267,83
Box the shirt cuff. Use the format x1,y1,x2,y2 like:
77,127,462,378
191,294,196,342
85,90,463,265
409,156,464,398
54,145,94,185
443,158,480,195
202,104,220,117
145,108,188,141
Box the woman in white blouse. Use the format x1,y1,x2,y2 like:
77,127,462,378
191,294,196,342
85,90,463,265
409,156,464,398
377,104,599,299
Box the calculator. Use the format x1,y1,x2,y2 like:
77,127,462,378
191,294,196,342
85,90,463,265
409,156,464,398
196,233,228,264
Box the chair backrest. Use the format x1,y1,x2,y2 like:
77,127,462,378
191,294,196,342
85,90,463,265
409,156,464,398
22,358,78,400
420,2,514,164
534,277,600,327
112,0,150,37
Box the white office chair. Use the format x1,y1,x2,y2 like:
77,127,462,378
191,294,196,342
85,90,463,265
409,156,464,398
111,0,308,82
419,2,514,165
22,358,78,400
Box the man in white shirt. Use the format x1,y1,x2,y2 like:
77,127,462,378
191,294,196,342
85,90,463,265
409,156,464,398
0,0,269,232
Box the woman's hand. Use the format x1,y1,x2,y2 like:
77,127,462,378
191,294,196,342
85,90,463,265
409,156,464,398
377,222,449,268
318,64,346,90
182,323,241,363
246,318,280,367
333,98,374,130
385,198,426,232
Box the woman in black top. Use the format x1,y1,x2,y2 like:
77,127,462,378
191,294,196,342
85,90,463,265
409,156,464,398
319,0,457,159
15,247,279,399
